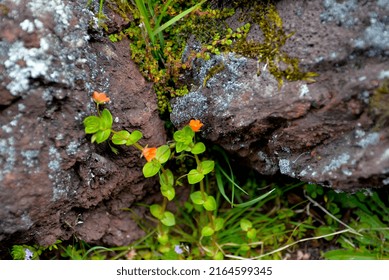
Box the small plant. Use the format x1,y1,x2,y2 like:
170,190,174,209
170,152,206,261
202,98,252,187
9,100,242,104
132,0,206,61
82,92,274,259
11,240,62,260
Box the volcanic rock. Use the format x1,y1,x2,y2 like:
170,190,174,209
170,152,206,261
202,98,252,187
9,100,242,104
171,0,389,191
0,0,165,251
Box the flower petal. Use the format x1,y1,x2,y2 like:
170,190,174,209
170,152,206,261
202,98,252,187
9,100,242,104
92,91,110,104
142,147,157,162
189,119,203,132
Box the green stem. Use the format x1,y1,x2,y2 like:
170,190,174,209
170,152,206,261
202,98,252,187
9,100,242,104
194,153,218,255
96,103,101,116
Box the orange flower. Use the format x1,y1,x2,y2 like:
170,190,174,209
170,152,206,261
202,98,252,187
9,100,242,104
92,91,110,104
142,146,157,162
189,119,203,132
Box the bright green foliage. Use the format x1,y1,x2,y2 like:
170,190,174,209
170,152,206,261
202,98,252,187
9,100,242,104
143,160,161,178
203,195,217,211
174,126,195,152
11,240,62,260
190,191,207,205
83,108,113,143
188,169,204,184
64,18,383,259
11,245,33,260
240,219,253,231
83,116,101,134
201,226,214,237
188,160,214,184
150,204,164,220
111,130,130,145
12,178,389,260
157,233,169,245
160,211,176,226
155,145,171,163
191,142,206,154
112,130,143,146
81,99,279,260
214,217,224,231
199,160,214,175
161,184,175,201
247,228,257,240
160,169,175,200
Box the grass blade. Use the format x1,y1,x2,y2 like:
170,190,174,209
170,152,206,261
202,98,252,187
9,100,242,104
215,164,275,208
152,0,206,36
134,0,156,45
156,0,174,27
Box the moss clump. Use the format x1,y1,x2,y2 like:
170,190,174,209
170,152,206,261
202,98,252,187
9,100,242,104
203,61,225,87
370,78,389,130
232,1,317,87
105,0,133,21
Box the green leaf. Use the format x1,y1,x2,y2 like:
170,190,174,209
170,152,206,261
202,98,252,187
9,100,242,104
173,126,194,144
100,109,113,130
324,249,378,260
247,228,257,239
190,191,207,205
233,189,276,208
214,218,224,231
161,185,175,201
127,130,143,146
11,245,27,260
133,0,156,46
203,195,217,211
200,160,214,175
142,161,160,178
215,163,277,208
240,219,252,231
188,169,204,184
111,130,130,145
156,145,170,164
83,116,101,134
191,142,206,155
201,226,214,237
240,244,251,252
109,144,119,155
160,211,176,227
157,234,169,245
160,169,174,188
150,204,163,220
94,129,111,144
173,130,186,143
91,134,97,143
176,142,190,153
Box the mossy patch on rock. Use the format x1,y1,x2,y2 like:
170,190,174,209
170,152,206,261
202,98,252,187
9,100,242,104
370,78,389,130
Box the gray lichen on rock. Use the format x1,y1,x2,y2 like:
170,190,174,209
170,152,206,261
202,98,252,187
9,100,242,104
320,0,358,27
2,0,92,97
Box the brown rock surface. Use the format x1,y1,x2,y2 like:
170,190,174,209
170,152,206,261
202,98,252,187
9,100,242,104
171,0,389,191
0,0,165,250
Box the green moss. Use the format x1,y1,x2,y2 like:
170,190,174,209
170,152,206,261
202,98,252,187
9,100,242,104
203,62,225,87
370,78,389,130
232,2,317,87
105,0,133,21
